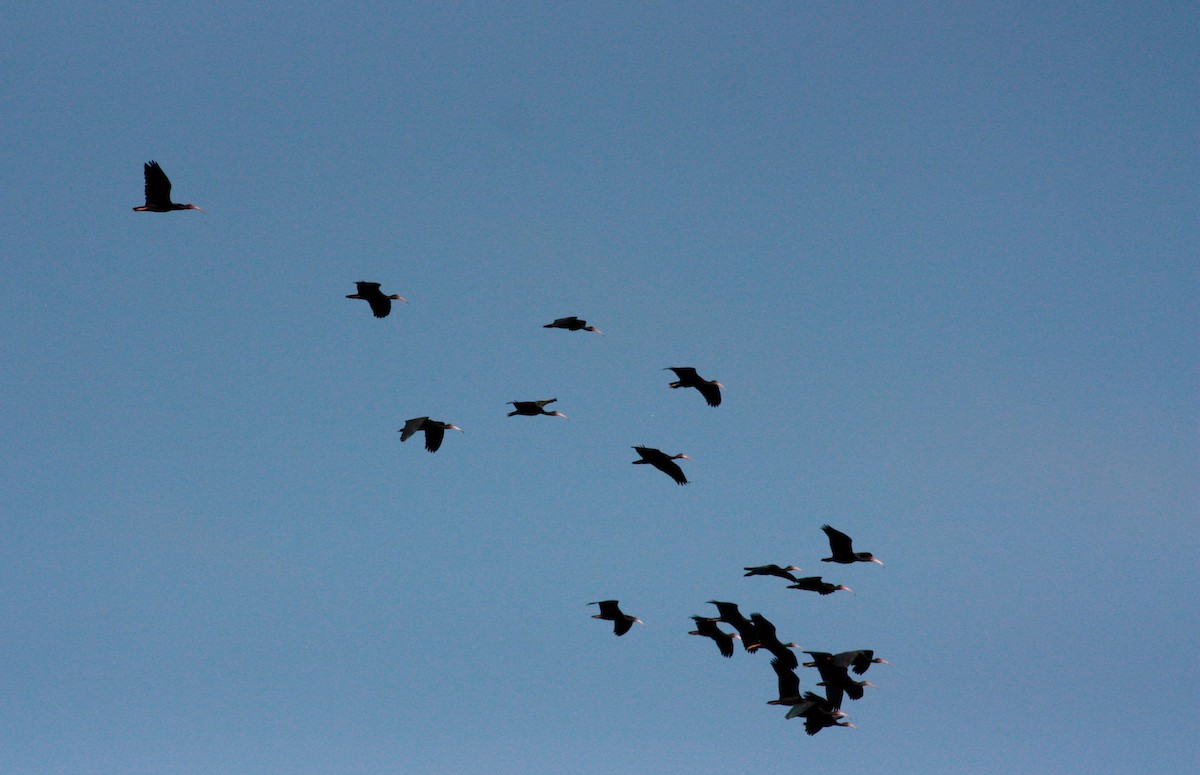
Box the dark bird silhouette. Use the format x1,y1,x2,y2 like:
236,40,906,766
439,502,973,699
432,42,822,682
631,445,689,485
399,416,463,453
507,398,568,418
785,692,856,735
706,600,759,652
806,652,883,676
744,564,803,582
803,651,877,709
748,613,799,668
543,316,602,334
688,616,739,658
821,524,884,566
786,576,854,596
133,161,202,212
589,600,643,636
767,658,803,707
346,281,408,318
665,367,723,407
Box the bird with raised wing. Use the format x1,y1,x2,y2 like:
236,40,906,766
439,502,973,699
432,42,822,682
346,281,408,318
820,524,884,566
688,616,740,658
665,367,723,407
748,613,800,668
507,398,568,418
785,692,855,735
543,316,603,334
399,417,463,453
589,600,643,636
632,445,689,485
133,161,202,212
706,600,759,652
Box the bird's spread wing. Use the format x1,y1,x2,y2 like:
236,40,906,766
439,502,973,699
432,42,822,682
368,295,391,318
822,524,854,555
656,458,687,485
143,161,172,207
355,281,382,293
695,381,722,407
423,424,446,452
772,658,801,701
613,617,634,636
667,367,698,381
400,417,428,442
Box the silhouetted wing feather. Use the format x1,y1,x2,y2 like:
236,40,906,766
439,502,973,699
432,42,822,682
423,424,445,452
143,161,172,208
695,380,722,407
400,417,428,442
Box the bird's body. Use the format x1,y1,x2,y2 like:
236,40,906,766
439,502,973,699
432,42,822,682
399,416,463,453
825,649,890,675
785,692,855,735
133,161,202,212
631,445,689,485
589,600,643,636
786,576,854,596
544,316,602,334
748,613,799,668
820,524,884,565
689,616,739,658
665,367,723,407
346,281,408,318
706,600,758,652
507,398,568,418
744,564,803,582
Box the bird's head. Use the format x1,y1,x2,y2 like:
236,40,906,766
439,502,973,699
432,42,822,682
185,204,204,212
873,657,891,666
868,556,885,566
388,294,410,304
838,585,855,595
549,411,569,419
674,453,690,460
585,326,603,335
784,565,802,572
446,424,465,433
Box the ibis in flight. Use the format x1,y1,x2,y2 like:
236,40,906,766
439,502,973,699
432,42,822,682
133,161,202,212
399,417,463,453
507,398,568,418
744,564,803,582
631,446,689,485
589,600,643,636
665,367,722,407
346,281,408,318
786,576,854,596
688,616,740,658
543,316,603,334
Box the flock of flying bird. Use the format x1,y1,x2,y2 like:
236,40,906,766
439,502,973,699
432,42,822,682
135,161,887,737
591,524,887,735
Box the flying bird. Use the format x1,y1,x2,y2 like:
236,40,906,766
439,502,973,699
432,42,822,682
133,161,202,212
589,600,643,636
785,692,855,735
665,367,723,407
346,281,408,318
706,600,759,652
786,576,854,596
744,564,803,582
822,649,890,675
748,613,800,668
507,398,568,418
399,416,463,453
543,316,603,334
767,658,803,707
803,651,877,709
688,616,740,658
631,445,689,485
820,524,884,566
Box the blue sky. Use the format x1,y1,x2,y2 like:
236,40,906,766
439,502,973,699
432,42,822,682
1,3,1196,773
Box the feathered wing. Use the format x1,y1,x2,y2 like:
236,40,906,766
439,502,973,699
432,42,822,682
400,417,428,442
143,161,172,208
368,295,392,318
423,424,446,452
656,458,687,485
695,380,722,407
821,524,854,557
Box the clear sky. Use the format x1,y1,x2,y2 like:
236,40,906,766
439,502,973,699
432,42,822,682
1,3,1196,773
